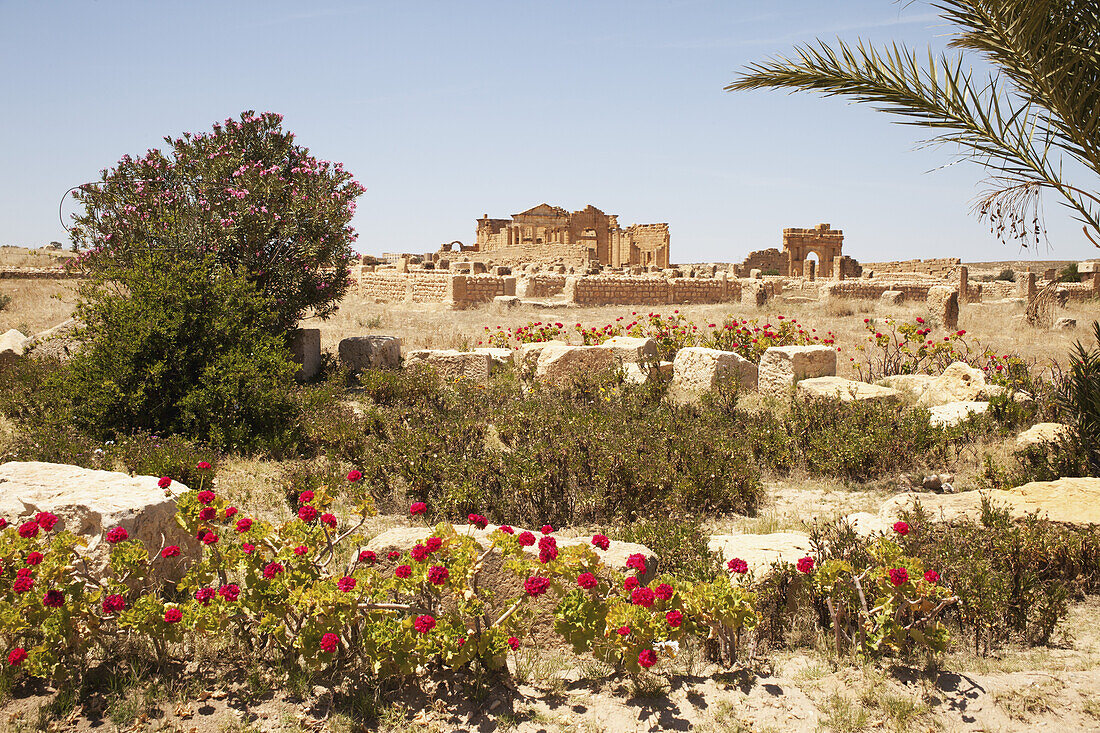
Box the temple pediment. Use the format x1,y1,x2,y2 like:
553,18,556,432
513,203,570,218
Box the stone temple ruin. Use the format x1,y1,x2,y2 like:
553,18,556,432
449,203,670,270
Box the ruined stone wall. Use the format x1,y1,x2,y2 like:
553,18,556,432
863,258,961,276
453,243,592,269
409,273,451,302
740,248,786,276
564,275,753,306
359,272,413,301
526,275,567,297
824,281,935,301
464,275,506,303
980,281,1017,300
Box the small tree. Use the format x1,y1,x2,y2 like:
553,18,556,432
69,111,364,332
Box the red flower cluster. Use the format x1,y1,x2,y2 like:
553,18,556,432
321,513,337,529
196,461,212,470
18,521,39,539
7,648,27,666
43,590,64,608
591,534,610,551
219,584,240,601
540,524,553,535
387,551,401,561
727,558,748,575
299,490,314,503
626,553,647,573
105,526,129,544
537,535,558,564
499,525,514,534
346,469,362,482
413,615,436,633
427,565,449,585
888,567,909,587
624,577,639,591
517,531,536,547
201,532,218,545
468,513,488,529
194,587,215,605
158,476,172,489
577,572,598,589
338,576,357,592
507,636,520,650
235,517,252,533
161,545,180,558
654,583,673,601
320,632,339,652
617,626,630,637
411,544,429,562
893,521,910,536
25,552,43,566
924,569,940,584
263,562,285,579
425,536,442,553
638,649,657,668
293,546,308,556
796,557,815,574
358,550,377,564
197,490,215,505
35,512,58,531
102,594,126,614
666,610,683,627
199,507,216,521
631,587,656,608
395,564,412,579
524,576,551,597
409,502,427,516
224,506,238,519
13,575,33,594
164,608,183,624
298,505,318,522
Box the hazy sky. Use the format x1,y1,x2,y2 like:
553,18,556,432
2,0,1097,263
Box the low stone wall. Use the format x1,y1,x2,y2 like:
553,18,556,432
526,274,567,298
824,281,935,301
863,258,961,276
409,273,451,302
0,267,81,280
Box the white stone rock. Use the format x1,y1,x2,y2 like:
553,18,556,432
473,347,514,371
880,290,905,306
598,336,658,364
0,329,29,369
707,532,813,577
1054,317,1077,331
1014,422,1070,451
668,347,759,404
758,345,837,396
0,461,197,579
876,374,937,400
404,349,492,384
917,362,1001,407
797,376,900,402
338,335,402,370
534,344,617,386
928,400,989,427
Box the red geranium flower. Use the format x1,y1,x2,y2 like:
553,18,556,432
198,507,216,521
0,518,6,529
42,590,64,608
507,636,519,650
12,576,32,593
298,505,318,522
320,632,339,653
540,524,553,535
161,545,180,558
394,564,412,579
893,521,910,536
796,557,815,573
727,558,748,575
624,576,639,591
219,584,240,601
34,512,58,531
299,490,314,503
427,565,449,585
524,576,551,597
409,502,427,516
631,587,656,608
411,544,429,562
7,648,27,666
224,506,238,519
201,532,218,545
164,608,183,623
17,521,39,539
577,572,598,589
197,490,215,505
617,626,630,637
196,461,212,470
321,513,337,529
889,567,909,587
517,531,536,547
102,594,126,614
194,587,215,605
358,550,377,564
263,562,285,579
626,553,647,573
468,513,488,530
666,610,684,628
499,525,514,534
413,615,436,633
591,534,610,551
25,552,43,566
538,535,558,563
654,583,673,601
337,576,357,592
638,649,657,668
387,551,401,561
293,546,308,556
346,469,363,482
235,517,253,533
158,476,172,489
241,543,255,554
924,569,940,584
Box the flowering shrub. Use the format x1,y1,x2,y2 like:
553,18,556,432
852,317,972,381
70,110,363,332
482,322,564,348
700,315,837,363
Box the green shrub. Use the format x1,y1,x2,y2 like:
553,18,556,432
1057,321,1100,474
1058,262,1079,283
996,268,1016,282
63,254,302,453
105,432,216,487
610,516,722,583
0,292,10,311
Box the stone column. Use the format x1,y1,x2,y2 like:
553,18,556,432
804,259,816,281
445,274,469,309
1027,272,1037,300
290,329,321,381
833,256,845,280
958,266,969,304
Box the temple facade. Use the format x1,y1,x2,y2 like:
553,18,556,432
463,204,670,268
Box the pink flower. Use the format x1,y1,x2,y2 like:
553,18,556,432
298,505,318,522
218,584,240,601
591,534,610,551
654,583,673,601
346,469,362,482
577,572,598,589
263,562,285,579
409,502,427,516
242,543,256,554
8,648,27,666
158,476,172,489
337,576,357,592
235,517,253,533
888,567,909,587
727,558,748,575
538,535,558,563
164,608,183,624
197,490,215,505
517,531,536,547
893,521,910,536
34,512,58,531
666,610,684,628
626,554,647,573
638,649,657,668
507,636,519,650
924,569,940,584
796,557,815,574
413,615,436,633
631,587,656,608
427,565,449,585
394,564,412,579
161,545,180,558
320,632,339,653
524,576,551,597
358,550,377,564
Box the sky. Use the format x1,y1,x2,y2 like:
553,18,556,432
1,0,1097,264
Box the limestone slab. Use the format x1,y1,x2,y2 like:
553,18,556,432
797,376,900,402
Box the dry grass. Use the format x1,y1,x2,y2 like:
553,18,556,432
0,246,76,269
0,279,78,335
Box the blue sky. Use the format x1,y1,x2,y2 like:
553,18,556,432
2,0,1096,263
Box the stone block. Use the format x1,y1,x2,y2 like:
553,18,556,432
1054,317,1077,331
928,400,989,427
290,328,321,381
1078,260,1100,274
471,261,488,274
880,290,905,305
707,532,812,578
759,345,837,396
749,268,762,279
493,295,520,309
741,280,768,307
338,335,401,371
598,336,658,364
1015,422,1070,451
917,361,1002,407
797,376,899,402
926,285,959,329
0,329,29,369
876,374,937,401
404,349,492,384
473,347,514,371
534,344,617,386
668,347,759,404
